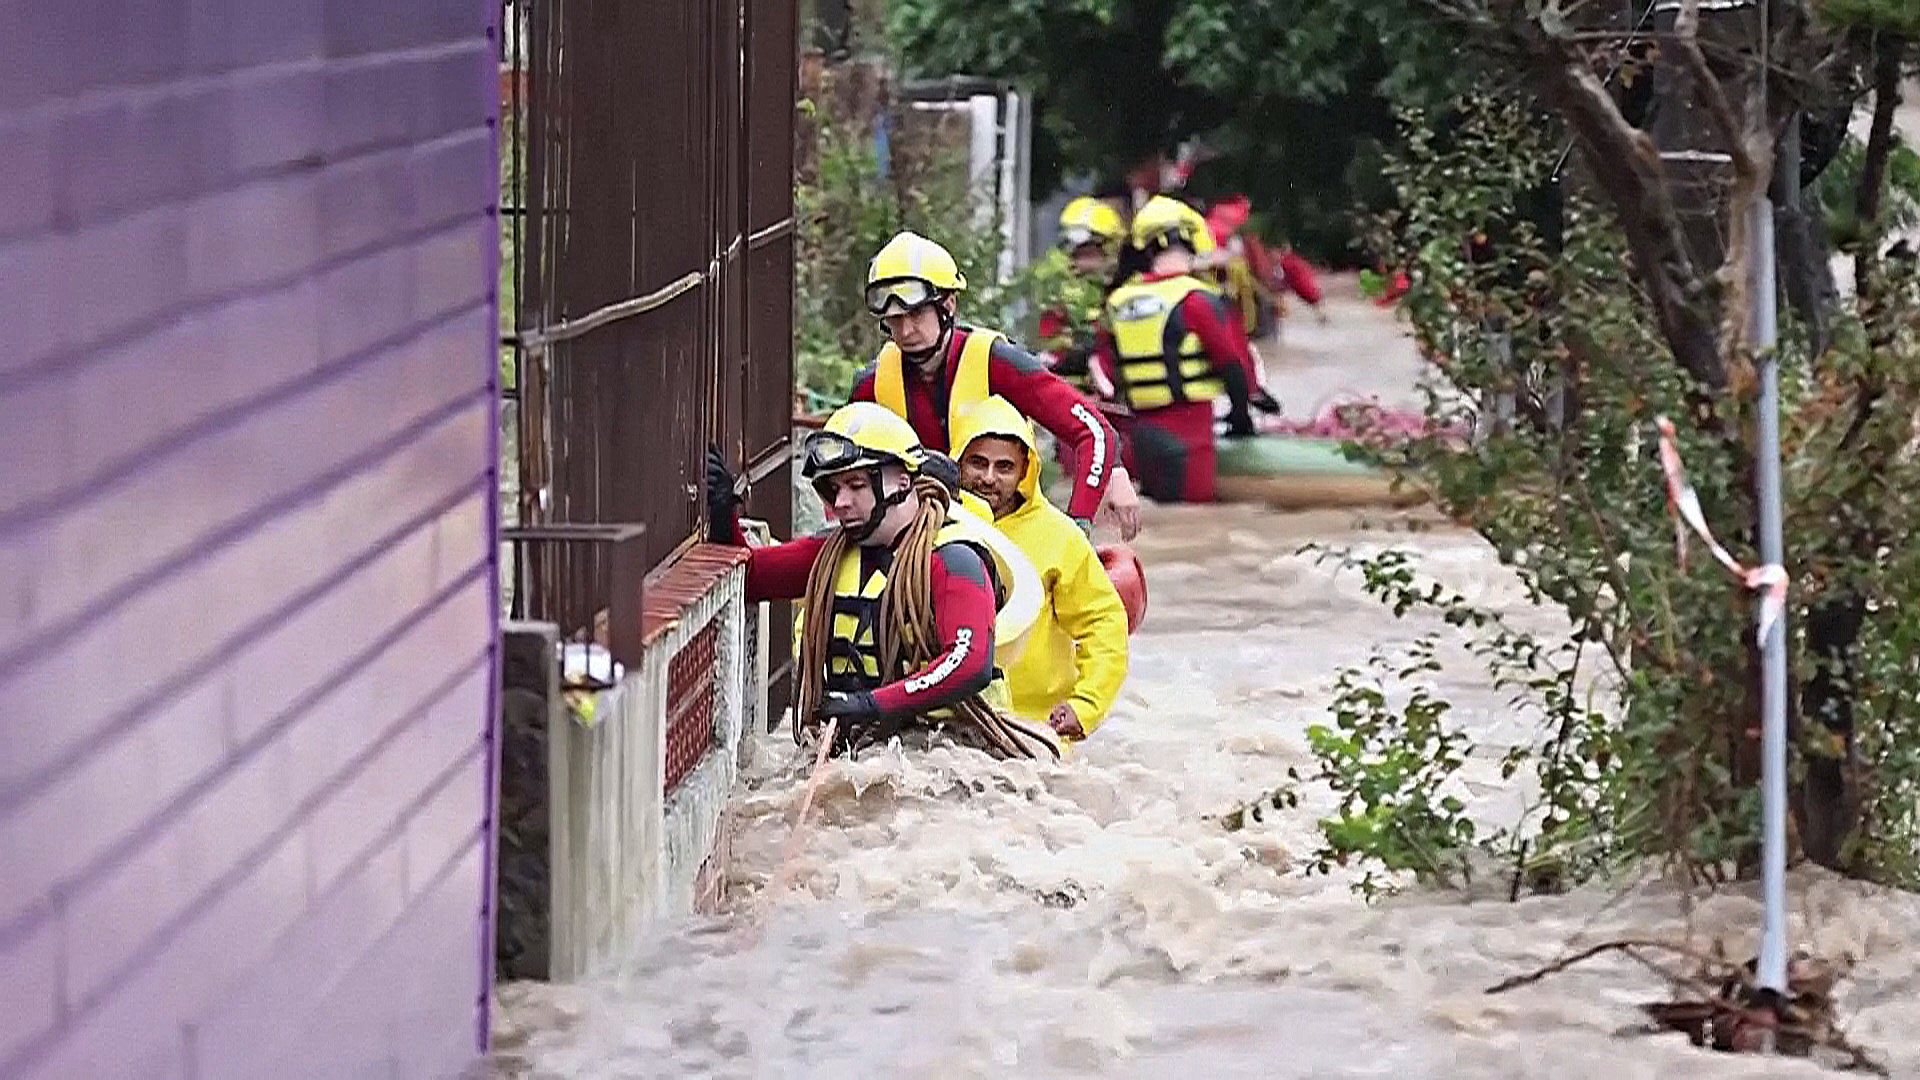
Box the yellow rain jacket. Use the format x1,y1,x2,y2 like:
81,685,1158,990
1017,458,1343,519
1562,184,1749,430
952,396,1130,735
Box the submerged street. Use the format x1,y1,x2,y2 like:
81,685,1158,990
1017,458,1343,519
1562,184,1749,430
492,279,1920,1079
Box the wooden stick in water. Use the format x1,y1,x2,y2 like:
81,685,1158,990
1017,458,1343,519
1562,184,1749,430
769,717,839,899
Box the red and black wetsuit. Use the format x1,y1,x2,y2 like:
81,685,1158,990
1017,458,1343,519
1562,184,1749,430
740,530,999,717
848,327,1120,520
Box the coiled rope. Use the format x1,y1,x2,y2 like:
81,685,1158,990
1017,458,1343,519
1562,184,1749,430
795,473,1059,760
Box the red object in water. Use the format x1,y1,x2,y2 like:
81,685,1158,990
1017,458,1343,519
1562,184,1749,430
1199,194,1325,309
1377,270,1412,306
1097,543,1148,634
1277,250,1323,306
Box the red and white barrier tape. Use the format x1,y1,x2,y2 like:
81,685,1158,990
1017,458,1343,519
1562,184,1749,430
1654,415,1787,642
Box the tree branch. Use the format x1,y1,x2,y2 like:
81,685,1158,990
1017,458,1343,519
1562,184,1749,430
1853,35,1905,296
1532,53,1727,395
1662,0,1757,180
1557,31,1821,101
1486,937,1743,995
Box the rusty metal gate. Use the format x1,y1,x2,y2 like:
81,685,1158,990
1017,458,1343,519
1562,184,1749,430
501,0,798,709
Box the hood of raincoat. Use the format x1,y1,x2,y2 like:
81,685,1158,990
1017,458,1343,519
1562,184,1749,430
950,395,1130,735
951,394,1044,514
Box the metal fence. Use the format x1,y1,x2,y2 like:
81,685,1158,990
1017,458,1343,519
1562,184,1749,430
501,0,798,709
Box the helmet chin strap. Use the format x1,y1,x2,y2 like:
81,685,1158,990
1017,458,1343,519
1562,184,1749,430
847,466,915,545
895,301,956,368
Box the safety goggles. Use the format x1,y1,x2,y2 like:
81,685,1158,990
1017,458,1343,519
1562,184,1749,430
801,430,868,478
1060,226,1106,250
864,277,940,317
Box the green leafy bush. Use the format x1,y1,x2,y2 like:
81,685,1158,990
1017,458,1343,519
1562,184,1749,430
795,100,1091,405
1235,93,1920,897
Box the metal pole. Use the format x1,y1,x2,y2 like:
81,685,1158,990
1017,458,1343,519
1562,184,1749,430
1749,192,1789,996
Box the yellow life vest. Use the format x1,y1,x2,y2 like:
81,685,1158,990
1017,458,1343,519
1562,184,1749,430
873,328,1002,445
824,518,1032,717
1104,274,1227,410
791,496,1042,664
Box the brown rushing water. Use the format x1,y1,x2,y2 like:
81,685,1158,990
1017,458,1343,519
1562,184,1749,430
491,279,1920,1079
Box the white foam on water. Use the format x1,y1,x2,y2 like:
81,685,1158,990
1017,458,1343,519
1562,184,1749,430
491,503,1920,1079
493,282,1920,1078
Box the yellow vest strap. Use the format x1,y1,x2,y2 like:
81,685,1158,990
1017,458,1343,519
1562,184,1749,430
874,342,908,418
948,330,997,434
871,330,1003,442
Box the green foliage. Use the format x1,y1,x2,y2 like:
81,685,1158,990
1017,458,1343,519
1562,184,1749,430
1024,247,1106,344
885,0,1469,263
1820,0,1920,35
888,0,1220,190
794,105,913,405
1161,0,1462,106
794,102,1088,405
1225,545,1619,899
1301,641,1480,900
1809,136,1920,253
1237,93,1920,897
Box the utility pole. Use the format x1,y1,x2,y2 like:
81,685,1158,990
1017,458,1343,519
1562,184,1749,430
1651,0,1788,1001
1751,192,1788,999
1748,0,1789,1004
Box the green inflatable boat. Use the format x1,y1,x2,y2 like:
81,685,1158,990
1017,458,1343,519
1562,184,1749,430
1039,433,1428,510
1213,434,1426,509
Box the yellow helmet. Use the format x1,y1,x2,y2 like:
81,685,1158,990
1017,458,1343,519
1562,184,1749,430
865,231,967,316
1058,197,1124,254
802,402,928,482
1130,195,1210,253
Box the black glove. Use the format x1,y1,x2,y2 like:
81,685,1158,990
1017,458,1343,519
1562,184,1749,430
1250,387,1281,415
919,451,961,498
705,444,745,544
817,690,880,725
816,690,883,752
1219,366,1256,439
1052,343,1093,378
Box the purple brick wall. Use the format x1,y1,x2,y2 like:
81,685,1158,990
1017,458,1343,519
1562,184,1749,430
0,3,502,1077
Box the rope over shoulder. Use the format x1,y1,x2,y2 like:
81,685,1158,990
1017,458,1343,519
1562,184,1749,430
795,474,1059,760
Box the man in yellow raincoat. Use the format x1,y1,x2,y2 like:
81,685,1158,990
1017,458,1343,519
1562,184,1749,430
953,396,1130,740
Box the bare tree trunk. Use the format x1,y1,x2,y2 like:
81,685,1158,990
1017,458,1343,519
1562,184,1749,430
1854,38,1905,301
1533,59,1728,394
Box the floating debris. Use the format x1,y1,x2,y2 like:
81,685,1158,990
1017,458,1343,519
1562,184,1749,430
1488,939,1886,1075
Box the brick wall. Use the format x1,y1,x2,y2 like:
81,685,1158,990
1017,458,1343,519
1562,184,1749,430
0,3,501,1077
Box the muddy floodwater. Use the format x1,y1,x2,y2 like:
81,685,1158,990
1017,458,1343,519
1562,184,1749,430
491,279,1920,1078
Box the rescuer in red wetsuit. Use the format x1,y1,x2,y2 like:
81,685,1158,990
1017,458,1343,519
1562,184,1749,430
848,230,1142,540
704,403,1052,758
1094,196,1261,503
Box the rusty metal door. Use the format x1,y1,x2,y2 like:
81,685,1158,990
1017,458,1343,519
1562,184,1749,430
502,0,797,703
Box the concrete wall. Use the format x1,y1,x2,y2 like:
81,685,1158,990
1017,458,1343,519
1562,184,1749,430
545,550,760,983
0,3,501,1077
